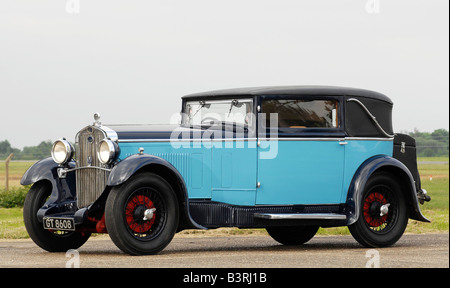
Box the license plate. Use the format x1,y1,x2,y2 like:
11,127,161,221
43,217,75,231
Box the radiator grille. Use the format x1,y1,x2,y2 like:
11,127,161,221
75,126,110,208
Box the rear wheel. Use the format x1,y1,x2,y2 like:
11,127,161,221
266,226,319,245
105,172,179,255
348,172,408,247
23,181,91,252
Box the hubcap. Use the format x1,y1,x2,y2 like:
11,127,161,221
380,203,390,217
143,208,156,221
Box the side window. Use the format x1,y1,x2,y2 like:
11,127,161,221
262,99,339,129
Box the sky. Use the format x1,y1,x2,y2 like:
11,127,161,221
0,0,449,149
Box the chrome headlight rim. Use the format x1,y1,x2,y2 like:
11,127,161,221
97,138,117,165
51,139,74,164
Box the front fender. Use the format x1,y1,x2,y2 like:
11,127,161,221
20,157,76,207
108,154,182,186
21,157,59,187
346,155,429,225
108,153,205,230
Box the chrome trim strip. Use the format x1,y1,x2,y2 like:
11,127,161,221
213,138,258,142
57,166,111,178
119,138,179,143
254,213,347,220
260,138,344,142
345,137,393,141
186,99,253,105
67,166,111,173
119,138,258,143
118,137,393,143
264,137,393,141
347,98,395,138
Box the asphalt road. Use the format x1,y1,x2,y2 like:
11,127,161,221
0,233,448,268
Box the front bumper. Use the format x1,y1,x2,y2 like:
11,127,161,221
37,203,106,233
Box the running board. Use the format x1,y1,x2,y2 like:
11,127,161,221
188,201,347,228
254,213,347,220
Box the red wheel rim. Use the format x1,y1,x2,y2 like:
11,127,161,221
363,192,388,227
125,194,156,233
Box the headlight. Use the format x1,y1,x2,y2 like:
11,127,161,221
97,139,118,164
51,139,74,164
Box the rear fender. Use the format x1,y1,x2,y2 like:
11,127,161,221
346,155,430,225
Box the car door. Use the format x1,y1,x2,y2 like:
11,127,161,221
256,96,346,205
209,98,258,206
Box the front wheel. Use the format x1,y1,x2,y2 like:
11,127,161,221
348,172,408,248
23,181,91,252
105,172,179,255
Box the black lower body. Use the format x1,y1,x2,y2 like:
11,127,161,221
188,200,347,229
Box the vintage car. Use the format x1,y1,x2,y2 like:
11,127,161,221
22,86,431,255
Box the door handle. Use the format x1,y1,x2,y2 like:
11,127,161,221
339,141,348,145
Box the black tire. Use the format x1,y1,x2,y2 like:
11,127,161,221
23,181,91,252
105,172,179,255
266,226,319,245
348,172,408,248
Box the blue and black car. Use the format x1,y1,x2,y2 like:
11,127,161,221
22,86,431,255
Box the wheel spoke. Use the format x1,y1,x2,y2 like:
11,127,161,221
362,185,398,234
123,187,165,240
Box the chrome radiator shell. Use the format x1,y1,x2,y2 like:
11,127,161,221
75,126,111,208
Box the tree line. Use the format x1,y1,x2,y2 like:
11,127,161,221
1,128,448,160
0,140,53,160
407,128,449,157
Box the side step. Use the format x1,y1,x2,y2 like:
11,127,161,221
189,201,347,228
254,213,347,220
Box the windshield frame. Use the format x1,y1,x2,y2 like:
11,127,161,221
181,97,256,137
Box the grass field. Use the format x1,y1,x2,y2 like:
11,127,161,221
0,158,448,239
0,161,33,189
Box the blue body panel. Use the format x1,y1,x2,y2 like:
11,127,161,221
118,142,212,200
257,140,345,205
342,139,393,203
119,138,393,207
119,140,258,205
211,140,257,205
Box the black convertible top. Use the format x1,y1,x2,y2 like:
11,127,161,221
183,85,394,138
182,85,392,104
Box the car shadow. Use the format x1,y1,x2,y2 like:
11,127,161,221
74,234,414,256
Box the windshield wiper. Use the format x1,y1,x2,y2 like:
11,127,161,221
190,101,207,120
227,99,239,117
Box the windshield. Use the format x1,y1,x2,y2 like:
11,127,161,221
183,99,253,128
